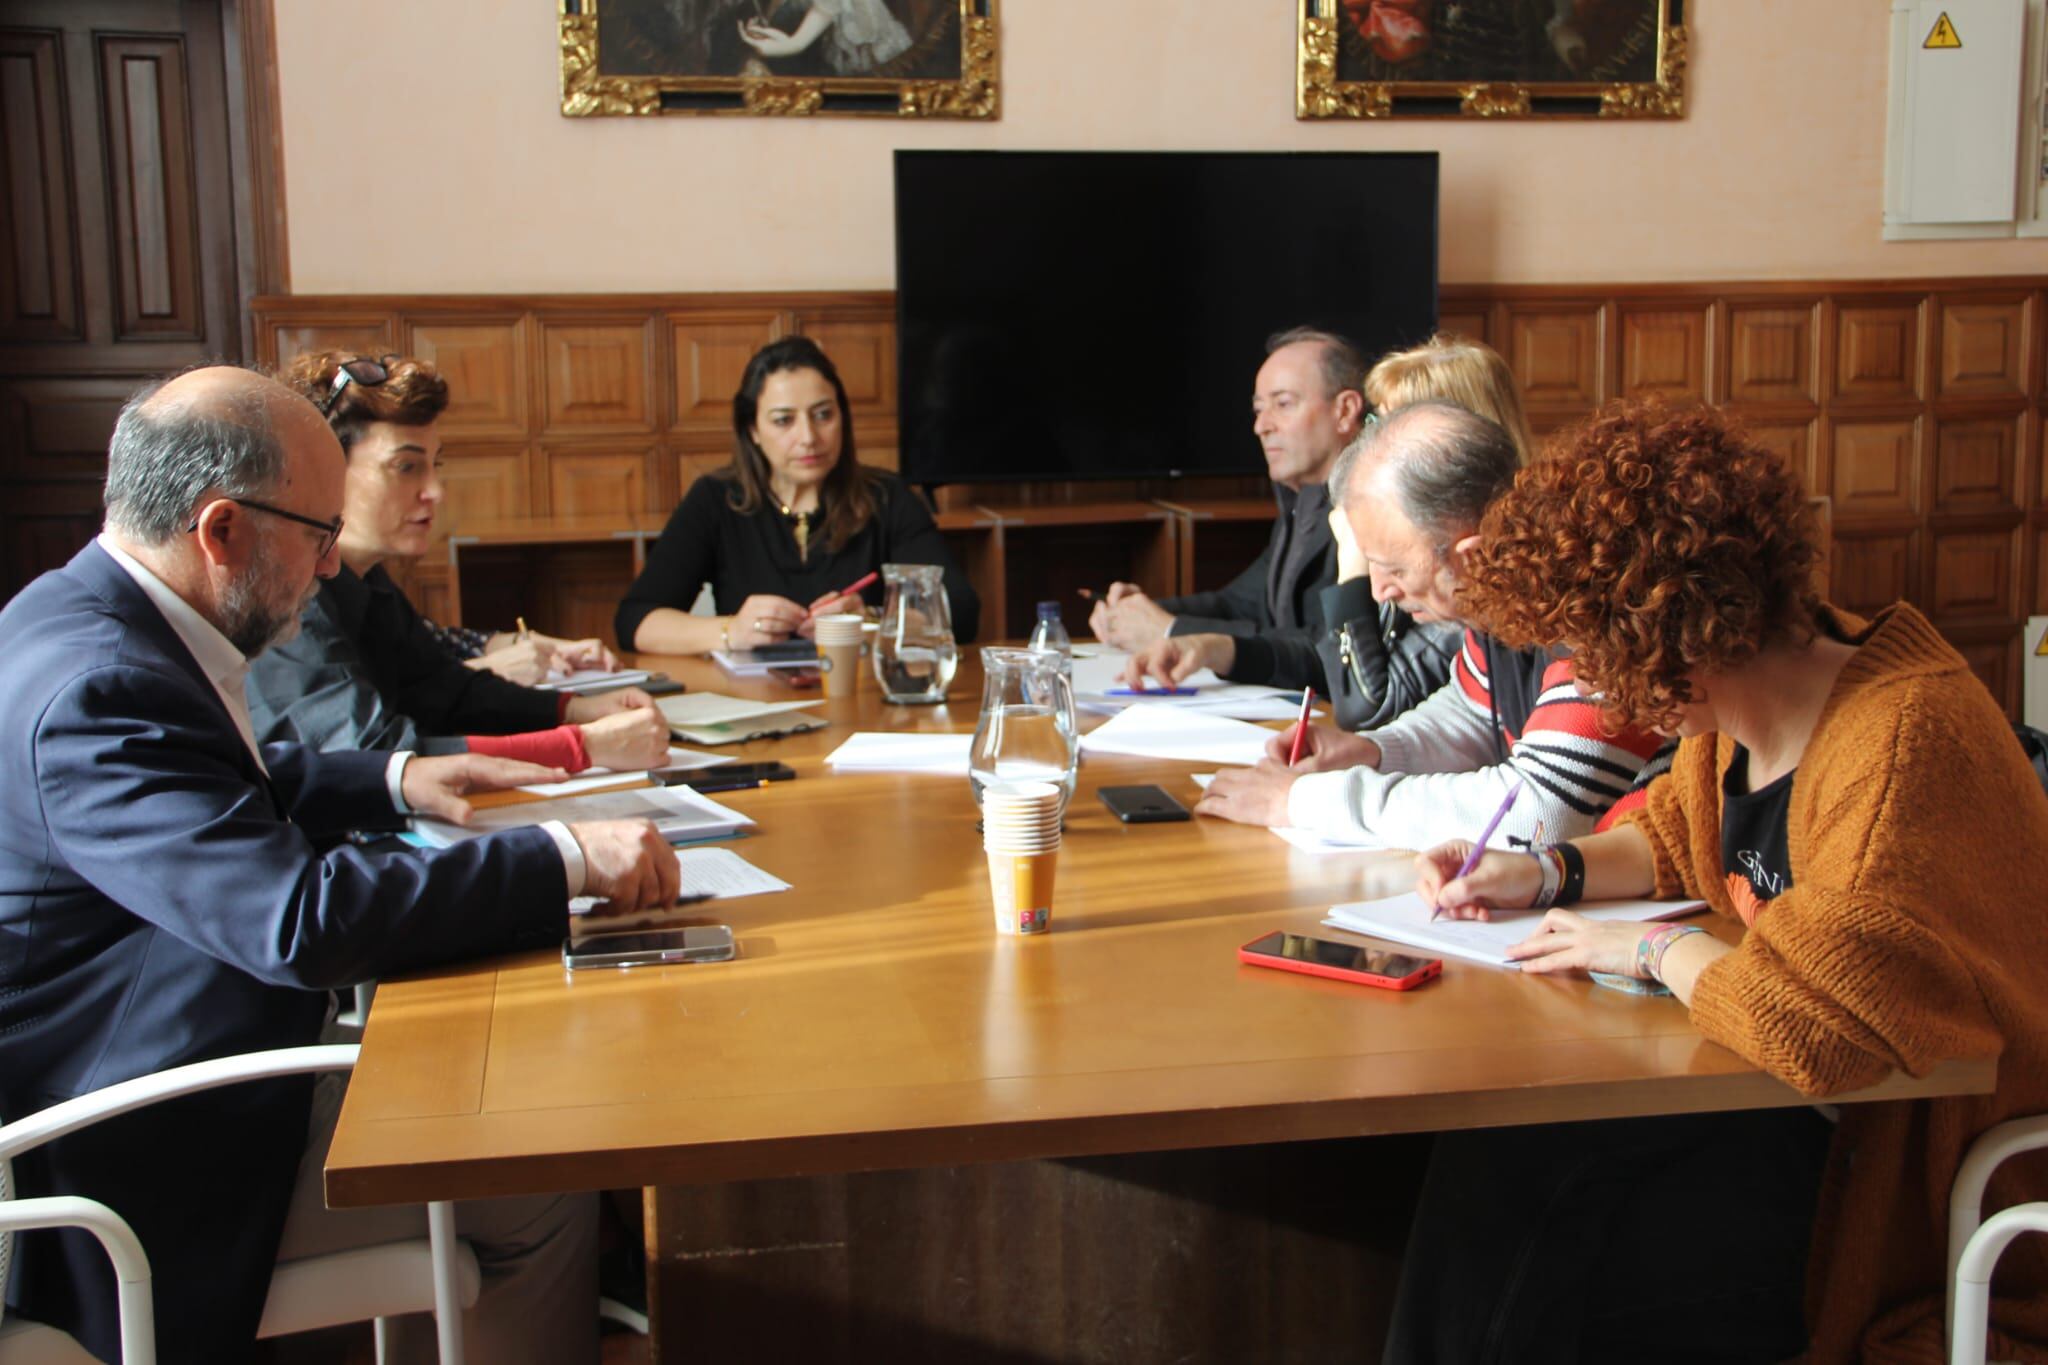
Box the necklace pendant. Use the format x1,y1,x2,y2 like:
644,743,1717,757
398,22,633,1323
793,514,810,559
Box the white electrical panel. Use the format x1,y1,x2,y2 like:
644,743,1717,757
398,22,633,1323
1885,0,2028,231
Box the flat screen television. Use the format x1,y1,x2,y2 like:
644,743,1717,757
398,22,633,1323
894,150,1439,486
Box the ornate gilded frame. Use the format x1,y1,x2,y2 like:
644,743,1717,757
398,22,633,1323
560,0,998,119
1298,0,1685,120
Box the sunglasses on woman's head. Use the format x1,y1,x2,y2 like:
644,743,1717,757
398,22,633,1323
319,356,399,417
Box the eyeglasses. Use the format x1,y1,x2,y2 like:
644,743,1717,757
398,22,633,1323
188,498,345,558
319,356,397,417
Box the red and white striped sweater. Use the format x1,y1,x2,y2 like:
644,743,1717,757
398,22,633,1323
1286,628,1669,849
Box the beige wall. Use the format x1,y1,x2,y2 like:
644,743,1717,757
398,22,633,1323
277,1,2047,294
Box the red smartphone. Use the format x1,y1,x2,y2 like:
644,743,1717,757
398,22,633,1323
1237,931,1441,991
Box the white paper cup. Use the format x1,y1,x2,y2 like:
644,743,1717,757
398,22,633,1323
815,614,864,698
813,613,865,645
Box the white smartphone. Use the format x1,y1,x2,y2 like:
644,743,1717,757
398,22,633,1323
562,925,736,970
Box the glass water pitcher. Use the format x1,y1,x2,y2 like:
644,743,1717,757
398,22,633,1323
969,647,1080,814
873,563,958,704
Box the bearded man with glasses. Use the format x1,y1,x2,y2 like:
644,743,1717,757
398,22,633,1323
0,366,679,1361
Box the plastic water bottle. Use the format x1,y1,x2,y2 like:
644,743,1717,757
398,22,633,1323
1027,601,1073,674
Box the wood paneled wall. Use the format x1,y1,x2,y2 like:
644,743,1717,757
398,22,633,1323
250,293,900,527
1438,280,2046,713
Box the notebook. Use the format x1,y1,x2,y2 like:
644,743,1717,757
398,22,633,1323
1321,893,1707,969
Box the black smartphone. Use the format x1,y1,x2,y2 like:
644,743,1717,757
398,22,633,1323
654,761,796,790
741,641,819,663
639,676,688,696
1098,784,1192,823
563,925,736,970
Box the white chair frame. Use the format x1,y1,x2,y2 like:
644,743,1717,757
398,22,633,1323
1947,1114,2048,1365
0,1045,472,1365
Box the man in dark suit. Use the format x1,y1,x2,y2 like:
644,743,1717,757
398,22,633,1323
1087,327,1367,681
0,367,680,1362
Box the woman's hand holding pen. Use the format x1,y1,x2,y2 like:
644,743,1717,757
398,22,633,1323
798,589,861,637
1414,844,1540,921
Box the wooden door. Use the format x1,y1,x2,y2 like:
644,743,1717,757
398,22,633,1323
0,0,257,598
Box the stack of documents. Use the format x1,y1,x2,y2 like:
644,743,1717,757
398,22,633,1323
411,783,754,849
534,667,654,694
712,648,818,678
1078,705,1275,767
1322,893,1707,968
657,692,824,745
825,732,974,772
1068,652,1303,721
516,746,728,798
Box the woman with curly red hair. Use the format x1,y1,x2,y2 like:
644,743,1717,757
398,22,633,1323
1389,401,2048,1363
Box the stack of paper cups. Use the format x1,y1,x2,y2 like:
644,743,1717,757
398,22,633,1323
814,613,865,700
981,780,1061,935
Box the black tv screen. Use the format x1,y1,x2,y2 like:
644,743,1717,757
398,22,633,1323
895,150,1438,485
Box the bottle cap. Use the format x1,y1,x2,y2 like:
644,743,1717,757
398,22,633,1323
1036,601,1060,617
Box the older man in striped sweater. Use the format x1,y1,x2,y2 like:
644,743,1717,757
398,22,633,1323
1197,400,1668,848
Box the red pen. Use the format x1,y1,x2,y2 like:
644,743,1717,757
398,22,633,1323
1286,687,1316,766
807,570,879,620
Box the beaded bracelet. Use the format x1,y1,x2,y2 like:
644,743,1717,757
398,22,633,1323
1634,923,1708,983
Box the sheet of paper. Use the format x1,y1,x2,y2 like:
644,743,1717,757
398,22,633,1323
1086,690,1306,723
1272,826,1387,855
658,692,821,726
568,848,790,936
825,732,975,772
1069,651,1223,696
1321,893,1707,969
534,668,653,694
1070,651,1299,720
517,746,730,798
1191,773,1215,790
1078,704,1276,766
670,846,790,898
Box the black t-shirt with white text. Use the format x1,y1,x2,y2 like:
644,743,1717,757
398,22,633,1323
1720,746,1795,927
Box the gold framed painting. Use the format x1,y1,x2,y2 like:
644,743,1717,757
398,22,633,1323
1298,0,1685,119
560,0,998,119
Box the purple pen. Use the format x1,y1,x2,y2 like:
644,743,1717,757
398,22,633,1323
1435,779,1525,921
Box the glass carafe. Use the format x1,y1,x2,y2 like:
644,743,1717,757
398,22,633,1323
969,647,1079,814
873,563,958,704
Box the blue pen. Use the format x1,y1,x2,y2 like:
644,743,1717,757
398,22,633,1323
1106,686,1200,697
1435,779,1525,921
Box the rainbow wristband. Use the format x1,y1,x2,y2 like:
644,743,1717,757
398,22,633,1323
1634,923,1707,983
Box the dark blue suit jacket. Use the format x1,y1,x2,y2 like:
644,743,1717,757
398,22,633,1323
0,543,572,1363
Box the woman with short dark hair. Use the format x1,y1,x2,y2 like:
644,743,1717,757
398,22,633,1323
617,335,977,654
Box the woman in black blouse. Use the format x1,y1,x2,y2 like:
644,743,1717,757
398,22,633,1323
616,336,979,652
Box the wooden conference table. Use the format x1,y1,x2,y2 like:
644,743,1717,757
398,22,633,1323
327,650,1992,1359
